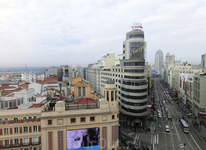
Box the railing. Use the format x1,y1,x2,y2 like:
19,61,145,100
32,141,39,145
2,144,11,148
22,142,30,146
12,143,20,147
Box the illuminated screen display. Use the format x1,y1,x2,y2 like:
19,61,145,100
66,128,100,150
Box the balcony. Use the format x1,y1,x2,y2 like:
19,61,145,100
22,142,30,147
12,143,20,147
2,144,11,148
32,141,39,146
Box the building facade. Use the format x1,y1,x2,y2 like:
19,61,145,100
193,73,206,119
0,108,42,150
154,50,164,75
41,83,119,150
201,53,206,70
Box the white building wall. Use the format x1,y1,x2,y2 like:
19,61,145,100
29,83,42,94
14,88,35,105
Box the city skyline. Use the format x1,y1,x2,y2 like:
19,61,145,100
0,0,206,67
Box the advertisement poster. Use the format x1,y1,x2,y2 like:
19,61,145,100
67,128,100,150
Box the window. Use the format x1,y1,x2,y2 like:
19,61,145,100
33,126,37,132
24,126,28,132
14,127,18,133
23,117,27,122
0,118,2,124
24,148,29,150
23,138,29,146
90,117,95,121
112,115,115,119
4,128,8,134
48,120,52,125
14,139,19,145
33,137,38,145
34,116,37,121
117,114,119,118
71,118,76,123
81,117,85,122
4,140,9,146
33,148,38,150
5,118,8,124
14,117,18,123
29,116,32,122
83,87,85,97
78,87,81,97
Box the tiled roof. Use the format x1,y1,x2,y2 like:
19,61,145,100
29,103,44,108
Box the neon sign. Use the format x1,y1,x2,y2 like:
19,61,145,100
131,23,143,30
130,44,146,57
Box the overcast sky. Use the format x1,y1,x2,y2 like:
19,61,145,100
1,0,206,67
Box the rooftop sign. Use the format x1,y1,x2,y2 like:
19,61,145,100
132,22,143,30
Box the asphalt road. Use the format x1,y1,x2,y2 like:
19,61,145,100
155,77,205,150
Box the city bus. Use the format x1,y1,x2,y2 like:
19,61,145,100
179,119,189,133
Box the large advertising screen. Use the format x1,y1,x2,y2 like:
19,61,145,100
66,128,100,150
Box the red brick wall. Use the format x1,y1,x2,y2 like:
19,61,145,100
20,127,22,133
0,129,2,135
29,126,32,132
48,132,53,150
112,125,118,144
102,127,107,150
19,119,23,123
58,131,63,150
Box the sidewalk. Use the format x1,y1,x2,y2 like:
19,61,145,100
177,102,206,146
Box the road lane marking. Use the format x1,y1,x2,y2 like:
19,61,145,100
189,132,201,150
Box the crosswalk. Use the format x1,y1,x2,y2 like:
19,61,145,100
128,132,135,136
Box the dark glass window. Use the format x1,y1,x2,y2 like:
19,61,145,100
48,120,52,125
121,93,147,99
129,34,144,38
124,69,144,73
122,81,147,86
124,62,145,66
121,106,147,113
124,76,144,79
121,87,147,93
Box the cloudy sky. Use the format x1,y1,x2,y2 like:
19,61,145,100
1,0,206,67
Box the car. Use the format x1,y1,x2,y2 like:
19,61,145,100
157,109,160,113
158,113,162,118
163,114,166,119
168,115,172,121
165,125,170,132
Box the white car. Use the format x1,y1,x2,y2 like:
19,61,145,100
165,125,170,132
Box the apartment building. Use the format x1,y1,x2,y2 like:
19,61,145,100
0,108,42,150
201,53,206,70
21,72,36,83
193,73,206,119
41,83,119,150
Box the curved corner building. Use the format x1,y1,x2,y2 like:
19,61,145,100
119,23,150,128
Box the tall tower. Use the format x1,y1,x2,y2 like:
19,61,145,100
154,50,164,74
119,23,150,129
